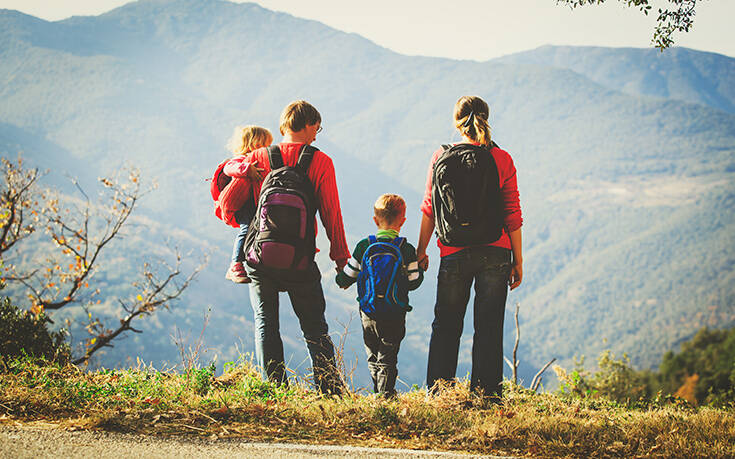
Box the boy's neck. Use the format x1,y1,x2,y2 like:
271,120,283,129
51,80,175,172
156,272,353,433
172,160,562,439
376,227,401,237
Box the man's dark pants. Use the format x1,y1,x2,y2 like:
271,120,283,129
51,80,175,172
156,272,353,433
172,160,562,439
360,311,406,396
426,246,511,398
246,262,342,394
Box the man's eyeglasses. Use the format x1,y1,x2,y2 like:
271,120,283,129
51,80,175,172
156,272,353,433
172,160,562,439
316,125,323,134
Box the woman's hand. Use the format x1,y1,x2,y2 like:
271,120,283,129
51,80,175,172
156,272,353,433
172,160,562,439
416,213,434,272
417,251,429,271
509,262,523,290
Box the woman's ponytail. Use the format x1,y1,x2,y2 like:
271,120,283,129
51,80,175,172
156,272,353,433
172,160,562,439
454,96,492,146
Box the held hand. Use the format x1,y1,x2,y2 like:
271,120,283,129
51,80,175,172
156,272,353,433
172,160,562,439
509,262,523,290
417,252,429,271
335,258,347,273
247,165,265,181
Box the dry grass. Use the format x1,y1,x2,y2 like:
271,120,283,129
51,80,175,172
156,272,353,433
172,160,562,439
1,356,733,458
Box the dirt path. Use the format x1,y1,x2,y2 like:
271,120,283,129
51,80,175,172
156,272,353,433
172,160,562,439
0,422,508,458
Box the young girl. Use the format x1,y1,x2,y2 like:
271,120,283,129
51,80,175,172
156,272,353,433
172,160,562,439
222,125,271,283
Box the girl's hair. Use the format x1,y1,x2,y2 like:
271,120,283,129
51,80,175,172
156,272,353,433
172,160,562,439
453,96,492,146
228,125,273,156
374,193,406,225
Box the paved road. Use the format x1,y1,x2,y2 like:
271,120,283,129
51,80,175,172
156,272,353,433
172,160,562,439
0,423,510,458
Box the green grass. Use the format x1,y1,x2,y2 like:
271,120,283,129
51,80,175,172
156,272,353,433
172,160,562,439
1,356,733,457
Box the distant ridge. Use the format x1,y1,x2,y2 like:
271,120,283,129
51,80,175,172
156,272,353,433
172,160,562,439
494,45,735,114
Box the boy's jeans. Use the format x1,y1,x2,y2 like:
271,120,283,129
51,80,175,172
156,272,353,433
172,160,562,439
246,262,342,394
426,245,511,398
360,311,406,396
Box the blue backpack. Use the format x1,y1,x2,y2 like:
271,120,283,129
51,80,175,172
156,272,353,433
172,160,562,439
357,236,413,317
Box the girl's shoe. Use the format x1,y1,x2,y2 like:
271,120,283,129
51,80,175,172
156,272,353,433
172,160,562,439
225,262,251,284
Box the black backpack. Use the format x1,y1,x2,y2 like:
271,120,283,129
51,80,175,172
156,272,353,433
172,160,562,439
431,142,504,247
243,145,318,277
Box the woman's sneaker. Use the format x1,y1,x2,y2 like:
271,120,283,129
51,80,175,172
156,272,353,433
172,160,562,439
225,262,251,284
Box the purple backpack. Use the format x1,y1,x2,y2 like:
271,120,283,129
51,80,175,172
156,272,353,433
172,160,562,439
244,145,317,277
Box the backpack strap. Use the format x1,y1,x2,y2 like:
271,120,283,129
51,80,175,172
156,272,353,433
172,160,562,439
391,237,405,265
268,145,284,169
441,144,452,152
389,237,405,249
368,235,377,245
296,145,318,172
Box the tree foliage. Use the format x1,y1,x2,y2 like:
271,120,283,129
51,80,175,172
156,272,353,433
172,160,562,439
555,326,735,406
557,0,699,50
0,156,203,365
0,295,70,365
658,327,735,404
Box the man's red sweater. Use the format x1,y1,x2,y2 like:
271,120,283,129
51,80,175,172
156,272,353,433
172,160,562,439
223,142,350,268
420,143,523,258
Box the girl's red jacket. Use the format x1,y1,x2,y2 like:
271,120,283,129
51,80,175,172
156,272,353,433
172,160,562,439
213,156,254,224
222,142,350,268
421,143,523,258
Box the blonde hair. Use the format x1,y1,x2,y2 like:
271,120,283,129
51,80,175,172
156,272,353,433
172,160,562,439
229,125,273,156
374,194,406,225
453,96,492,146
279,100,321,135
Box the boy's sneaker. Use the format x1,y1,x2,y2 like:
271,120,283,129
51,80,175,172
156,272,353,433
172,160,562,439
225,262,251,284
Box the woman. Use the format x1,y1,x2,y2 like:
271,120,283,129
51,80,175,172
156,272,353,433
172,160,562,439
416,95,523,400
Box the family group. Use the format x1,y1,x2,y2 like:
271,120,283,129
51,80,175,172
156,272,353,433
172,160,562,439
211,96,523,400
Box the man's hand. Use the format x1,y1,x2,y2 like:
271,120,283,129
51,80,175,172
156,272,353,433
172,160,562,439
335,258,347,274
509,262,523,290
247,164,265,181
417,251,429,271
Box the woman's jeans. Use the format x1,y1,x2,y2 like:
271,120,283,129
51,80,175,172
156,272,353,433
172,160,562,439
246,262,342,394
426,245,511,397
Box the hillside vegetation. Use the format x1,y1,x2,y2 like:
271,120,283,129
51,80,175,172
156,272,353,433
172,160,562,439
0,355,733,458
2,296,733,456
0,0,733,386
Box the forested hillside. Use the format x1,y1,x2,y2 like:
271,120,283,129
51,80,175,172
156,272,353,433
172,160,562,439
1,0,733,388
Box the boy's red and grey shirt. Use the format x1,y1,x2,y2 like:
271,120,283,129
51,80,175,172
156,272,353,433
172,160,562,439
420,142,523,258
225,142,350,267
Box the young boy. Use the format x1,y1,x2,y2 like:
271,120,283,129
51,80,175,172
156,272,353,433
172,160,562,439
336,194,423,396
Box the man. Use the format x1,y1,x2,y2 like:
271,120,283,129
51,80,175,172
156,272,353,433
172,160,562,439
226,100,349,394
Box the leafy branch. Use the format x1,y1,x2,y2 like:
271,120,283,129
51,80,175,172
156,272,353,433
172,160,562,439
74,251,205,365
1,156,205,364
0,156,43,259
557,0,699,50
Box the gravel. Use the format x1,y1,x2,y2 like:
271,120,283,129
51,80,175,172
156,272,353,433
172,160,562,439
0,422,511,458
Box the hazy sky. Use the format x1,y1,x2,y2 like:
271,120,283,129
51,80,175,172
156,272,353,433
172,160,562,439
1,0,732,61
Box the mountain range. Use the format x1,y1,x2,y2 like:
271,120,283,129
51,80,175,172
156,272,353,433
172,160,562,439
1,0,733,389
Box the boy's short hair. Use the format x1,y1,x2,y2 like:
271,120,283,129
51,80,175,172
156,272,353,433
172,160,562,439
374,194,406,224
279,100,322,135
